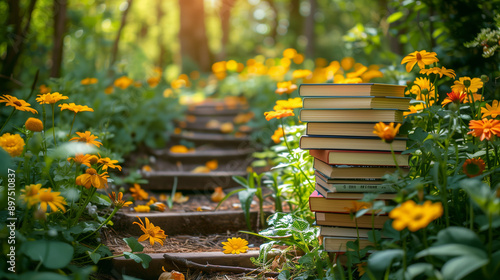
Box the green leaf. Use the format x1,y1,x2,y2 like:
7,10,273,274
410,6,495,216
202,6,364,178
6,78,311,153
239,188,257,230
415,244,486,259
90,192,112,206
367,249,404,273
291,220,309,231
405,263,434,280
441,255,488,280
89,252,101,264
123,252,152,269
23,240,74,269
435,227,484,248
123,237,144,253
387,11,404,23
232,175,248,188
215,188,245,210
19,272,70,280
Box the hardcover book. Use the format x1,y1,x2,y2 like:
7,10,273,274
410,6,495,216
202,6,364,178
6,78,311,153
315,212,389,228
309,149,409,167
315,182,397,199
300,135,407,152
323,236,374,252
302,96,411,110
309,190,392,213
300,108,404,123
306,122,407,138
313,158,405,179
299,83,407,97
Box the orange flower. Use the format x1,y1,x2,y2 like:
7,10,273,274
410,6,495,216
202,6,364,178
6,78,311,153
25,118,43,132
401,50,439,72
69,131,102,147
169,145,191,153
441,91,466,107
344,201,372,213
468,118,500,141
0,94,38,114
147,76,160,88
67,154,95,167
373,122,401,143
39,84,51,94
463,158,486,178
481,100,500,118
80,78,98,85
273,97,302,111
264,109,294,121
130,183,149,201
275,81,298,95
133,217,167,246
109,191,133,208
205,159,218,170
97,154,122,171
211,187,226,202
36,92,69,105
419,66,456,79
271,127,284,144
76,168,109,189
0,133,25,157
59,103,94,113
114,76,133,89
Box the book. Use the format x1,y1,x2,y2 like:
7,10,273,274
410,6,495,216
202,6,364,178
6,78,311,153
313,158,404,179
315,212,389,228
303,96,411,110
323,236,374,252
309,149,409,167
315,183,397,199
306,122,407,138
300,108,404,123
320,226,383,239
300,135,407,152
315,171,384,184
299,83,407,97
309,190,393,213
315,172,396,194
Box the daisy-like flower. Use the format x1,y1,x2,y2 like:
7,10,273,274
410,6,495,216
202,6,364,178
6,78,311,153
373,122,401,143
76,168,109,189
59,103,94,113
133,217,167,246
275,81,298,95
19,184,42,207
69,131,102,147
389,200,442,232
67,154,97,167
38,188,67,213
97,154,122,171
264,109,294,121
468,118,500,141
172,192,189,203
149,202,166,212
25,118,43,132
451,77,483,93
114,76,133,89
205,159,218,170
283,48,297,59
403,103,424,116
273,97,302,111
271,127,284,144
292,69,312,79
441,91,467,107
134,205,151,212
463,92,483,104
130,183,149,201
481,100,500,118
419,66,456,79
222,237,249,254
340,57,355,71
0,133,25,157
81,78,98,85
463,158,486,178
109,191,133,208
211,187,226,202
401,50,439,72
409,77,436,103
36,92,69,104
0,94,38,114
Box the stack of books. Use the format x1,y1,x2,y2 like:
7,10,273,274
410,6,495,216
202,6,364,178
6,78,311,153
298,83,410,252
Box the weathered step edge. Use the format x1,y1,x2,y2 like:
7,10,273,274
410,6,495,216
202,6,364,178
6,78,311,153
141,170,248,191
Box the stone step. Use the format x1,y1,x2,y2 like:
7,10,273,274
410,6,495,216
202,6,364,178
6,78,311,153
152,147,255,163
141,170,248,191
170,131,251,146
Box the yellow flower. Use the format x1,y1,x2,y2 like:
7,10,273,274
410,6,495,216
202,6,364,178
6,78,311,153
220,122,234,133
36,92,69,105
114,76,133,89
109,191,133,208
211,187,226,202
275,81,298,95
163,88,174,98
69,131,102,147
20,184,42,207
206,159,218,170
59,103,94,114
25,118,43,132
0,133,25,157
134,205,151,212
130,183,149,201
104,86,114,94
150,202,166,212
233,112,254,124
344,201,372,214
97,154,122,171
292,69,312,79
222,237,249,254
191,166,211,173
80,78,98,85
357,262,367,277
409,77,436,104
171,79,186,89
463,158,486,178
271,127,284,144
147,76,160,88
441,91,467,107
373,122,401,143
451,77,483,93
38,188,67,213
361,68,384,82
0,94,38,114
403,103,424,116
401,50,439,72
419,66,456,79
133,217,167,246
172,192,189,203
142,165,153,173
481,100,500,118
273,97,302,111
389,200,442,232
283,48,297,59
76,168,109,189
293,53,304,64
67,154,95,167
39,84,51,94
169,145,191,153
463,92,483,103
264,109,294,121
340,57,355,71
468,118,500,141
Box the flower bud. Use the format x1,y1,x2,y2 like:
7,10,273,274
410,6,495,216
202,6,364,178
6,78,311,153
464,80,471,88
420,88,429,96
481,75,489,83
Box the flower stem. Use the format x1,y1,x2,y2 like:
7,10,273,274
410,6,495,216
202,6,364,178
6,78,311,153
51,104,57,147
72,187,97,226
0,108,16,134
78,207,119,242
390,143,401,175
68,113,77,137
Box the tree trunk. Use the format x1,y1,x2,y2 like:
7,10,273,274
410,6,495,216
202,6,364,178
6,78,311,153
50,0,68,78
377,0,404,55
0,0,37,88
156,0,166,68
288,0,302,49
109,0,133,74
178,0,212,72
304,0,317,59
217,0,236,61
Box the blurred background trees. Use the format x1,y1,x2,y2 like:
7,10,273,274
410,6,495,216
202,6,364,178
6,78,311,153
0,0,498,91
